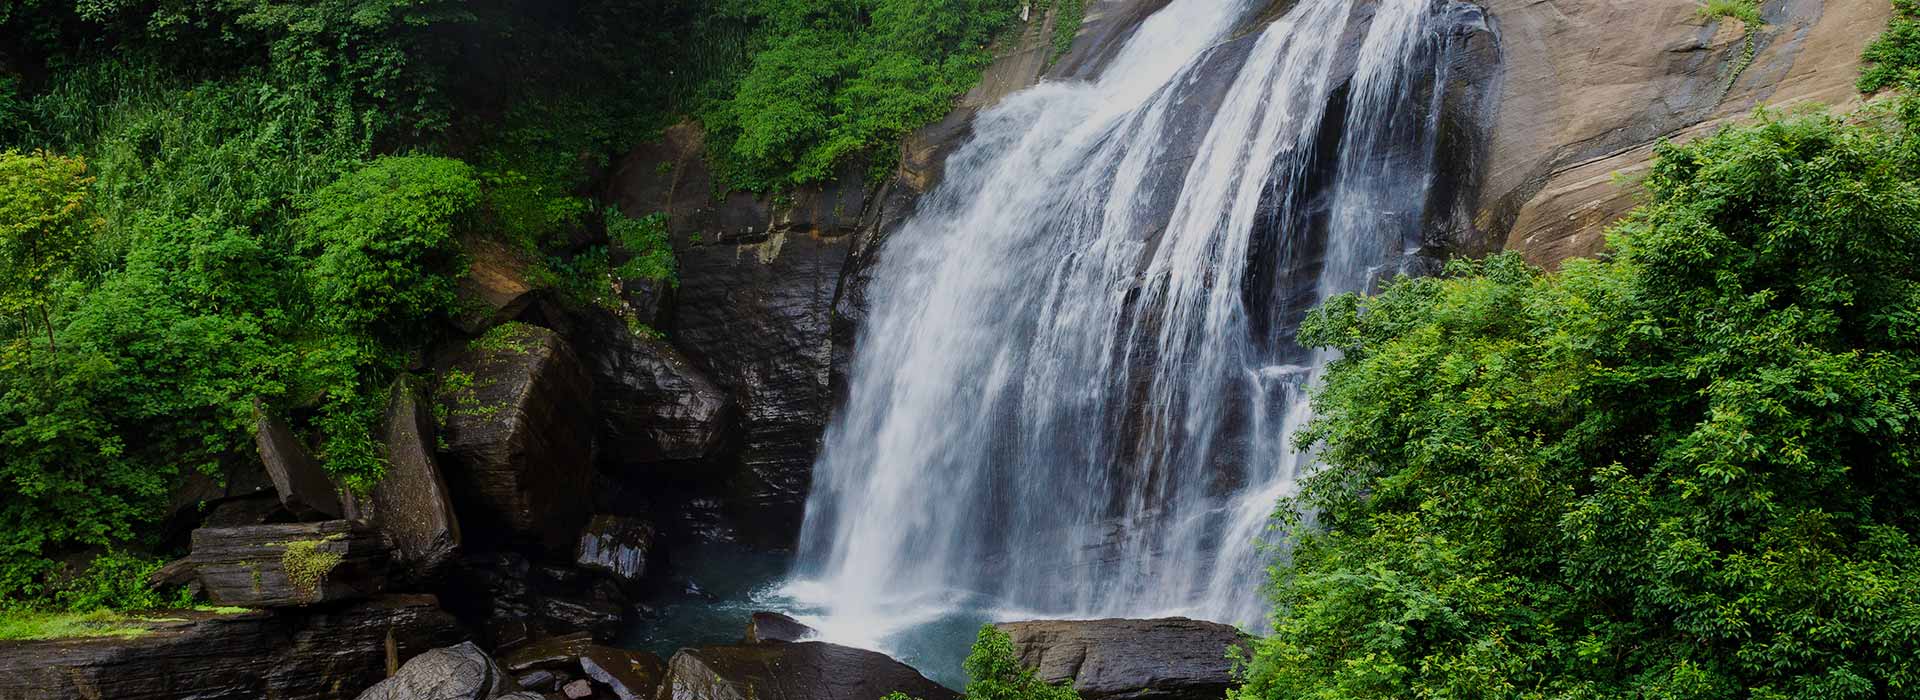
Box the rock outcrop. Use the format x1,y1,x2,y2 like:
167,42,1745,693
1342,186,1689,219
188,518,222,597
191,520,390,607
576,312,732,466
1475,0,1894,266
0,595,463,700
657,641,958,700
437,323,594,550
253,401,344,520
994,618,1251,700
358,376,462,582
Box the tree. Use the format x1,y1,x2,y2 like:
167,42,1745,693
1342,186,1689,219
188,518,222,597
0,150,97,356
1236,107,1920,698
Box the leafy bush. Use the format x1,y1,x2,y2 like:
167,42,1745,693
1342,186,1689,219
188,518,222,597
1862,0,1920,93
1236,109,1920,698
0,150,97,354
297,156,477,335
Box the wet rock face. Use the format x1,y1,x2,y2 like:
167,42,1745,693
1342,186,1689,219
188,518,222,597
253,401,344,520
574,514,655,584
994,618,1251,700
0,595,463,700
363,376,462,582
355,641,512,700
576,311,732,466
437,323,594,550
658,641,959,700
191,520,390,607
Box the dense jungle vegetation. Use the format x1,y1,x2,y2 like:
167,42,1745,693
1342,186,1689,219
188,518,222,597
1235,2,1920,697
0,0,1028,612
4,0,1920,696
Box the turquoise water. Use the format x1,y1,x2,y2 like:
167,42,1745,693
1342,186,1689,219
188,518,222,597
616,538,988,689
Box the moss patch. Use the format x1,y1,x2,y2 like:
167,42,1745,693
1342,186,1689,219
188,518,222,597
280,540,344,599
0,610,154,641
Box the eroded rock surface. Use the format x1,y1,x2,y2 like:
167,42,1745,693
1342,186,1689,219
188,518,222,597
574,514,655,585
995,618,1251,700
1478,0,1894,265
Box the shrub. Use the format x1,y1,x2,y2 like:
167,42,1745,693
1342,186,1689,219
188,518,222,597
1861,0,1920,94
297,156,478,336
1235,109,1920,698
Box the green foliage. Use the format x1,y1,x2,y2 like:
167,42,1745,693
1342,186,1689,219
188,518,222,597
703,0,1023,190
279,538,342,598
1238,109,1920,698
964,626,1080,700
0,609,154,641
608,209,677,285
0,150,96,354
297,156,477,335
1051,0,1085,62
883,625,1079,700
1862,0,1920,94
1697,0,1761,27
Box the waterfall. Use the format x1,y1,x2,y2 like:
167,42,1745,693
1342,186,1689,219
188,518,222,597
787,0,1478,646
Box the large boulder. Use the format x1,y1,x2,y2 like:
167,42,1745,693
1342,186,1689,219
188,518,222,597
191,520,390,607
355,642,513,700
353,376,462,582
657,641,957,700
993,618,1250,700
576,311,732,466
437,322,594,550
0,594,464,700
253,401,344,520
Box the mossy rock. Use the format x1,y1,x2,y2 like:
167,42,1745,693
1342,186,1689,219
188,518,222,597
188,521,390,608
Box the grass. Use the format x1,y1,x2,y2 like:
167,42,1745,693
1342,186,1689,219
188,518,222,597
0,610,155,641
0,605,253,641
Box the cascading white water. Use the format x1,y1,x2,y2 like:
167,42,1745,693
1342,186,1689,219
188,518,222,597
786,0,1475,648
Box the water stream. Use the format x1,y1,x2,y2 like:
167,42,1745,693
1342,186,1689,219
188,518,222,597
779,0,1478,675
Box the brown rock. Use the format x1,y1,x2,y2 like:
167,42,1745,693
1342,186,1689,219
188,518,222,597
191,520,389,607
1479,0,1895,267
456,235,543,334
0,594,463,700
253,401,344,520
657,641,957,700
994,618,1251,700
437,323,594,550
